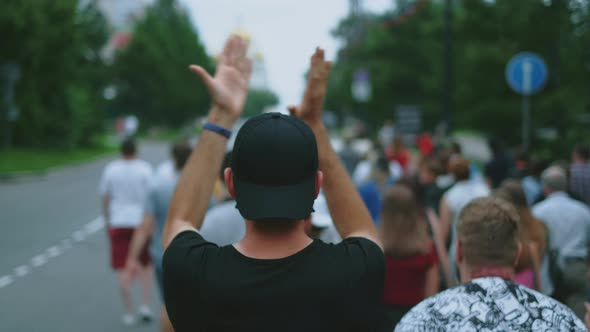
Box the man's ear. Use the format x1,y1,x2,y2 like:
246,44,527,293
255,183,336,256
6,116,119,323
314,170,323,198
224,168,236,198
514,242,522,267
456,240,463,263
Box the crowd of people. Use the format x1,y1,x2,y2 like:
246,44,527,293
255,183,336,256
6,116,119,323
98,35,590,331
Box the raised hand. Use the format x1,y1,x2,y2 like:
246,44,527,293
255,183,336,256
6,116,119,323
190,35,252,123
288,47,331,128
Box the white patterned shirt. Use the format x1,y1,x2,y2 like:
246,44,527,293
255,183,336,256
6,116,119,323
395,277,585,332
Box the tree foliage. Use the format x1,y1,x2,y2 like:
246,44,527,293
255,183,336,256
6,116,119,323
327,0,590,154
1,0,109,148
111,0,212,128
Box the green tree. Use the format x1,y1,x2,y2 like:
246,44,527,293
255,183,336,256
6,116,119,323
0,0,109,148
112,0,212,128
243,89,279,117
326,0,590,157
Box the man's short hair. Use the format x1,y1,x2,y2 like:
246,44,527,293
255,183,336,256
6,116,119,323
541,166,567,192
172,142,192,171
120,138,136,156
457,197,520,268
449,156,470,181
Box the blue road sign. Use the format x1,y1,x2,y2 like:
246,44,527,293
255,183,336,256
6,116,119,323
505,52,548,96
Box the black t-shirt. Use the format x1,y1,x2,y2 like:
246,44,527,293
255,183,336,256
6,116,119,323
163,231,386,332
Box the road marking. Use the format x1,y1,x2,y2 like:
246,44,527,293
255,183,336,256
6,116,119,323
72,230,86,242
14,265,30,277
46,246,61,258
0,216,104,291
31,255,47,267
0,275,14,289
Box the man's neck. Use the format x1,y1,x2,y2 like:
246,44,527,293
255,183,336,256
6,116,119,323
461,265,515,283
234,220,312,259
122,155,136,160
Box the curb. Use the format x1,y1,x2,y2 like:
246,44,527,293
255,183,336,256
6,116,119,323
0,153,115,183
0,170,47,182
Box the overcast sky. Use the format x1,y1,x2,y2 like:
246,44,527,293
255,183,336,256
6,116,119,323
180,0,392,111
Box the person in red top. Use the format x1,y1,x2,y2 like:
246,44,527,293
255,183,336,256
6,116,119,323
385,135,411,172
380,185,439,328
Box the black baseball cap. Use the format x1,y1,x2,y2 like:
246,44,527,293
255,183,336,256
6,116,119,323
231,112,319,221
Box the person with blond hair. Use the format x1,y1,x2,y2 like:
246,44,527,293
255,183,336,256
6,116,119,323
396,197,585,331
380,185,439,328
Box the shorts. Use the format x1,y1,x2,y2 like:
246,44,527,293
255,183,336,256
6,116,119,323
108,228,151,270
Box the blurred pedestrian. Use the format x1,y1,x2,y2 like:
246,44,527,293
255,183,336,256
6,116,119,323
521,157,546,205
533,166,590,318
494,180,548,292
125,141,192,332
510,148,529,179
416,132,434,157
395,197,585,331
305,192,341,244
198,152,245,246
485,137,513,189
385,136,411,173
161,40,385,330
358,156,392,223
378,119,396,149
352,143,380,185
417,156,446,213
380,185,439,328
439,156,489,282
339,134,361,175
99,138,154,326
570,144,590,205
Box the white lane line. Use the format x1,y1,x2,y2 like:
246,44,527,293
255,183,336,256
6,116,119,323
72,230,86,242
84,217,105,235
1,216,103,291
46,246,61,258
31,255,47,267
14,265,30,277
0,275,14,288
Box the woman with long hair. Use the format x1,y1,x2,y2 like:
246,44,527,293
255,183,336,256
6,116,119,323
380,185,439,328
494,180,548,291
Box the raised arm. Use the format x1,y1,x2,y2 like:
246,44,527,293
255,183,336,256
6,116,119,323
162,36,252,249
288,48,382,250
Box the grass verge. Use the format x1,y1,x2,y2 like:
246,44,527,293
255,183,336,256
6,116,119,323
0,145,117,174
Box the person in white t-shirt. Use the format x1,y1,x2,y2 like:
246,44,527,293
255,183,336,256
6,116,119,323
99,138,154,326
439,156,489,284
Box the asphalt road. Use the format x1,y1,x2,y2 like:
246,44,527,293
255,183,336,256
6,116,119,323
0,141,169,332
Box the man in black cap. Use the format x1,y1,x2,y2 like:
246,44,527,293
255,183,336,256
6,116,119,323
161,36,384,331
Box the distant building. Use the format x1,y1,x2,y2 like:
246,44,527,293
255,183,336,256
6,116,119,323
231,28,269,90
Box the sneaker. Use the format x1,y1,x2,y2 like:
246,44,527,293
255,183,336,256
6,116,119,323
138,305,153,323
122,314,135,326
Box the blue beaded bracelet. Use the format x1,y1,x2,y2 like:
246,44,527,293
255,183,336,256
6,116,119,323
203,122,232,139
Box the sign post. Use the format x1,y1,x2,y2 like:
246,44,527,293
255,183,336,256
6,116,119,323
505,52,548,148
